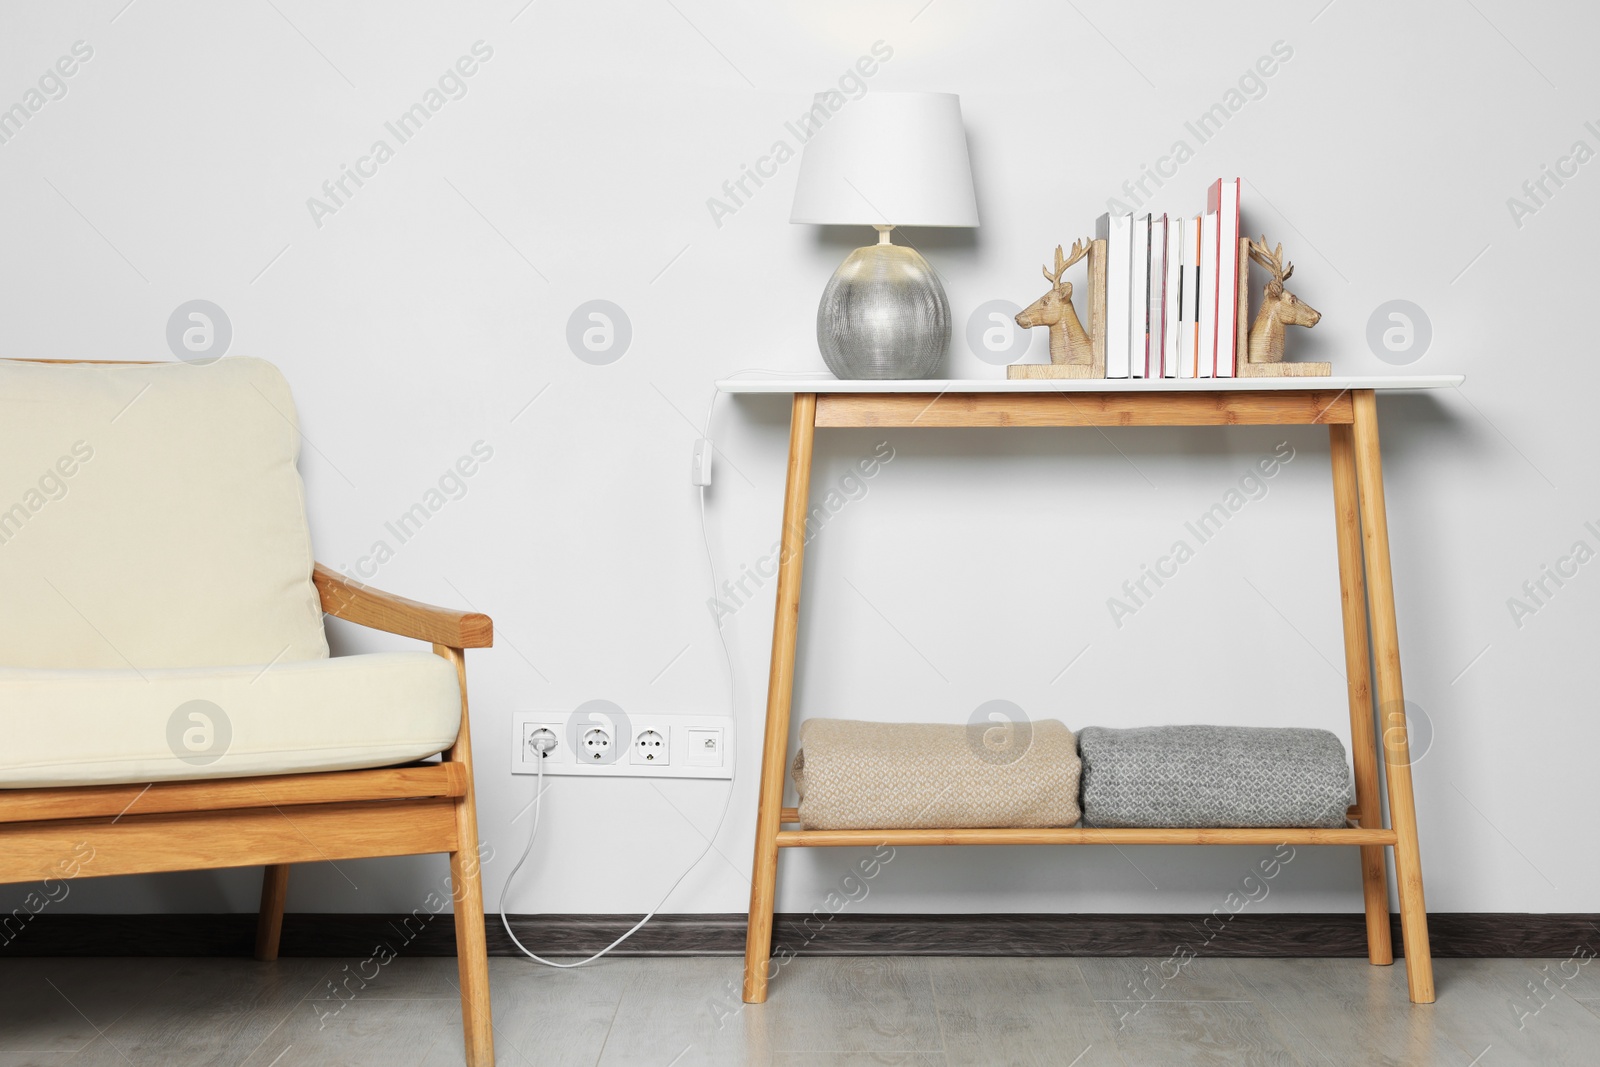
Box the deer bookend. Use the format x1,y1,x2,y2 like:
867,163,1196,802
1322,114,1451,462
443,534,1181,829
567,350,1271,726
1243,236,1326,375
1016,240,1094,370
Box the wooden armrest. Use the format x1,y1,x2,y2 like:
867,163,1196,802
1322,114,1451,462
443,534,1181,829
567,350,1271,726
314,563,492,648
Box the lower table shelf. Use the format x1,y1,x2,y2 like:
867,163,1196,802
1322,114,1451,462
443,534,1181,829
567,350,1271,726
776,809,1397,848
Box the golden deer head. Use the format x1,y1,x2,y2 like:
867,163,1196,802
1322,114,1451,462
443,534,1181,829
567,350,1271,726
1015,239,1097,368
1016,239,1090,331
1247,236,1321,329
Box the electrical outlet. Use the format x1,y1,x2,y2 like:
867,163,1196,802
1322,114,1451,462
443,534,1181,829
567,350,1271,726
580,723,615,763
528,726,559,758
512,712,732,779
512,717,567,772
631,727,669,766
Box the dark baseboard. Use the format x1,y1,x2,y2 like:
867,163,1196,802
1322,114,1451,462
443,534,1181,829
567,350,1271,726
3,912,1596,959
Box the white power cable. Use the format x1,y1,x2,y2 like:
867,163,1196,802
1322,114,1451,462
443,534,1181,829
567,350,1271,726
497,385,744,968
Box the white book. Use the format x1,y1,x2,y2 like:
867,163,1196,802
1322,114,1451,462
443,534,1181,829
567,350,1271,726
1148,214,1167,379
1190,217,1203,376
1177,216,1196,378
1162,214,1182,377
1208,178,1241,377
1129,214,1151,378
1096,212,1132,378
1198,211,1219,378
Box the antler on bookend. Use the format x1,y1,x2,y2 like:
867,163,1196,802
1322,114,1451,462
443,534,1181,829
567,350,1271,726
1239,236,1329,377
1011,239,1101,379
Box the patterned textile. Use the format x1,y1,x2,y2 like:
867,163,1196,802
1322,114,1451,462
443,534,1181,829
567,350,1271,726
791,718,1081,830
1078,725,1354,829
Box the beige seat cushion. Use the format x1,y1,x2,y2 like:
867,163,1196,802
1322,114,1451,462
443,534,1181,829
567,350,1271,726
0,652,461,787
0,358,327,669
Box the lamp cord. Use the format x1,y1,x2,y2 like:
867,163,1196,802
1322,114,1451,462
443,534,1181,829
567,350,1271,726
497,386,748,968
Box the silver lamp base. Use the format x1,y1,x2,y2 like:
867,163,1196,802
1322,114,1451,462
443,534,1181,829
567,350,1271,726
816,234,950,380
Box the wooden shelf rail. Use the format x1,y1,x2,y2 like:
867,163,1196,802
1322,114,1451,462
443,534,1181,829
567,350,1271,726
778,826,1398,848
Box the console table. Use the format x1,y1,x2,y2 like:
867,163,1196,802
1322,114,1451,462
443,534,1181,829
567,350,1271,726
720,375,1462,1006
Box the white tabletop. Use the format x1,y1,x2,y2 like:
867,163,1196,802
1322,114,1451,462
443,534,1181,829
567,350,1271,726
717,375,1464,394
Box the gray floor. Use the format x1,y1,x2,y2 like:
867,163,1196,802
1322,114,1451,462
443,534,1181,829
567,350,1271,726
1,955,1598,1066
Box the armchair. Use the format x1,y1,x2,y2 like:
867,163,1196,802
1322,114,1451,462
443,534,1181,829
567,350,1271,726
0,358,497,1066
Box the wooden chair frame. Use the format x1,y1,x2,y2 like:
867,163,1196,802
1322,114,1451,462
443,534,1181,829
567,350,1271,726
0,362,497,1066
741,388,1434,1007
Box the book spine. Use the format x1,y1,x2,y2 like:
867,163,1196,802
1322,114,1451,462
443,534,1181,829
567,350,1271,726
1106,214,1132,378
1212,179,1240,378
1149,215,1167,380
1130,214,1150,379
1177,216,1194,378
1198,211,1219,378
1163,216,1182,377
1190,217,1202,378
1228,178,1242,376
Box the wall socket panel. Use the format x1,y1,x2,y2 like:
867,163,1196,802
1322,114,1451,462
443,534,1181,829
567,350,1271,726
510,711,734,780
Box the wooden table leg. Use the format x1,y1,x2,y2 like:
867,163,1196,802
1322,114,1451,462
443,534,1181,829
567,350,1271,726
1329,423,1394,967
1350,390,1434,1003
743,393,818,1004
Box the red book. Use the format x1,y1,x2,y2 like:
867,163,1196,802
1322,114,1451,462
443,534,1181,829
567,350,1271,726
1206,178,1241,377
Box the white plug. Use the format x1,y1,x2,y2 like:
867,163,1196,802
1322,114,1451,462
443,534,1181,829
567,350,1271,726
691,438,713,486
528,727,558,757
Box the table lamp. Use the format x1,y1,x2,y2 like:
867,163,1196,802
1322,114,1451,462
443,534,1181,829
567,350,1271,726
790,92,979,379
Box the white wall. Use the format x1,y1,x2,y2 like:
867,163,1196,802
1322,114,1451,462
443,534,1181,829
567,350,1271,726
4,0,1596,921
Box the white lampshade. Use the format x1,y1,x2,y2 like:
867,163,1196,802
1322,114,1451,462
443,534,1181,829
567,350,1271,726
790,92,979,228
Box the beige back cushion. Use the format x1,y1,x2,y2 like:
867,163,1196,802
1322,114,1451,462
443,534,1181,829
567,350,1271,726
0,359,328,668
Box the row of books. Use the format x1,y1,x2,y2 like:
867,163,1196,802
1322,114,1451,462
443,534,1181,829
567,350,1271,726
1096,178,1241,379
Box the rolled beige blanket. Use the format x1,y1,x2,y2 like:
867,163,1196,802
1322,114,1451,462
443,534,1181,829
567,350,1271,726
791,718,1081,830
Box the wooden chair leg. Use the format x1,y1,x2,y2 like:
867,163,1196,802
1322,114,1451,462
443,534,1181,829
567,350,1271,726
254,863,290,961
1329,424,1394,967
1350,391,1434,1003
438,644,495,1067
449,841,493,1066
743,393,817,1005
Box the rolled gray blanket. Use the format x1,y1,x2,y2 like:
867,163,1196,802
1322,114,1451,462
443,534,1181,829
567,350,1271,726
792,718,1082,830
1078,725,1354,829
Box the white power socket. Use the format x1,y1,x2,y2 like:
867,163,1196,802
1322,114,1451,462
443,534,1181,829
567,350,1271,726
521,721,564,764
511,711,732,779
631,728,669,765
